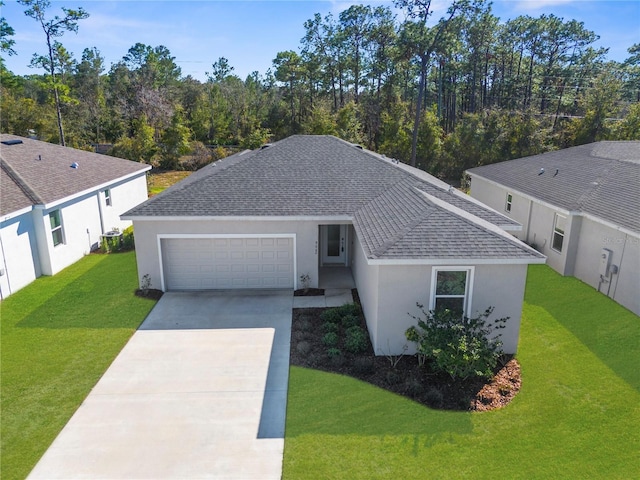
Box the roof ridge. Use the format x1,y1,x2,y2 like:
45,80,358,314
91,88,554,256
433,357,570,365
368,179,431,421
417,188,544,259
1,158,42,205
368,184,435,257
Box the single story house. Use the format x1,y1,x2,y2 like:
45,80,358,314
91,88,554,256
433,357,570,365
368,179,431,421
123,135,545,355
0,134,150,298
467,141,640,316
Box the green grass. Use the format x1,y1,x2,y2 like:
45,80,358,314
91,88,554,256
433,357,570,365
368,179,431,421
147,170,191,196
283,265,640,479
0,251,158,480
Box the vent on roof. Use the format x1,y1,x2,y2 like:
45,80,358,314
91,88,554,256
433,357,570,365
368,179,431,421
1,139,23,146
260,143,272,150
353,144,363,149
70,162,79,169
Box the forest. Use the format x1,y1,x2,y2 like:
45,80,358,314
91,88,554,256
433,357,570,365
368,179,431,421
1,0,639,181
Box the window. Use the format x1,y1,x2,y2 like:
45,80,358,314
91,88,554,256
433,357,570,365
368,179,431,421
552,213,566,252
104,189,112,207
49,210,64,247
505,193,513,212
430,268,474,316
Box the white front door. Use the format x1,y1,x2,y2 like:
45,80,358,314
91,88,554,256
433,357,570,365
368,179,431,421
321,225,347,265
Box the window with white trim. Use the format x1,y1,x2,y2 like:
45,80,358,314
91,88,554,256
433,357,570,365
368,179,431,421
104,189,112,206
552,213,566,252
430,267,474,316
505,193,513,212
49,210,64,247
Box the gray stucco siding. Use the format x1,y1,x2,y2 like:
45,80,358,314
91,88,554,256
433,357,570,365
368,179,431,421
131,219,322,291
574,218,640,315
366,262,528,356
351,232,380,349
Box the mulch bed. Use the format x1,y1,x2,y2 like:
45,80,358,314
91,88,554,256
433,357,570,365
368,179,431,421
290,306,521,411
134,288,164,300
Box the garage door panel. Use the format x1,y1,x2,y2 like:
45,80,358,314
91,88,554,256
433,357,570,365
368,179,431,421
163,237,294,290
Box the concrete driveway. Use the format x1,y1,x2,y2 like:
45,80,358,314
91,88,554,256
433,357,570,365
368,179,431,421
28,290,293,480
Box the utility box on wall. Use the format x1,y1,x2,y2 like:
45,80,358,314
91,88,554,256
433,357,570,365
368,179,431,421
599,248,612,277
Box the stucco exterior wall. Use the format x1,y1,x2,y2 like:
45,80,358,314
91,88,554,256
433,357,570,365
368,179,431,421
0,173,149,295
470,175,579,274
369,262,528,356
131,219,322,291
351,235,380,349
0,212,40,298
573,217,640,315
100,174,148,235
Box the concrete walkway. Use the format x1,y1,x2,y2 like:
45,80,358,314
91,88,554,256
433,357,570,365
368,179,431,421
28,290,293,480
292,288,354,308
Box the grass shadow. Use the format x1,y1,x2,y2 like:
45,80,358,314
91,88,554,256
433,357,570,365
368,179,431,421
285,366,473,443
15,252,156,330
524,265,639,392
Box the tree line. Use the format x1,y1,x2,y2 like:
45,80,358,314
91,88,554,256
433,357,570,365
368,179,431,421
1,0,638,180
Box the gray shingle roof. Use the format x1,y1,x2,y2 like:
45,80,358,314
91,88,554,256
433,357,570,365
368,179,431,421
1,134,150,216
124,135,542,262
467,141,640,234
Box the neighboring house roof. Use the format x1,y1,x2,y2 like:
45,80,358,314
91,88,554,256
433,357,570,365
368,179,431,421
467,141,640,234
0,134,151,217
124,135,543,262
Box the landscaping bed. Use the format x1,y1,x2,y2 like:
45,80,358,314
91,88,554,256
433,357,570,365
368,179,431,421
290,304,521,411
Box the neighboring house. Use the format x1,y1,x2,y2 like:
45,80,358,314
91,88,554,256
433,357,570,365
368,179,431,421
0,134,151,299
123,135,545,355
467,141,640,316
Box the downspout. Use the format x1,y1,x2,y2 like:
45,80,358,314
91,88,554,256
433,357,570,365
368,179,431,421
611,234,628,301
524,199,534,244
96,190,106,234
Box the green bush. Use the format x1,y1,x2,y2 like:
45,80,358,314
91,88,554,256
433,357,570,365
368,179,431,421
322,322,339,333
337,303,360,317
322,331,338,346
344,326,368,354
341,314,359,328
320,309,342,324
326,347,342,358
405,305,508,380
122,226,135,250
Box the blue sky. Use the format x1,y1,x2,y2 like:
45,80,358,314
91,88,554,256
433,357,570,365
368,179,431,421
2,1,639,81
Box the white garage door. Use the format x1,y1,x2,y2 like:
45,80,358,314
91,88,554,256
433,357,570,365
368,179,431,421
161,237,294,290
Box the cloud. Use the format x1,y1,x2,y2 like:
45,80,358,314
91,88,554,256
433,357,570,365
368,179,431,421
510,0,577,11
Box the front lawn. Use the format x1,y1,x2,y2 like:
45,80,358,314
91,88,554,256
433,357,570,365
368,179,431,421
283,265,640,479
0,251,158,480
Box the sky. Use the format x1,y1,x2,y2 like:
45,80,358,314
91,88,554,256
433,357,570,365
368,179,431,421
2,0,639,82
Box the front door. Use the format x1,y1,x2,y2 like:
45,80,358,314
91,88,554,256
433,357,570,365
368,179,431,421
321,225,347,265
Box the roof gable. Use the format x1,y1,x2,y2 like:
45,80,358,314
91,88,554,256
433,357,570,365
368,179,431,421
0,134,150,216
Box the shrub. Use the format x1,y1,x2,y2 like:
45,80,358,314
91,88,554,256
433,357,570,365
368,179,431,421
344,326,368,354
322,331,338,346
122,226,135,250
341,314,359,328
326,347,342,358
405,305,508,380
298,317,313,332
337,303,360,317
424,386,444,408
405,378,425,397
385,370,402,385
296,341,311,355
322,322,339,334
320,309,342,324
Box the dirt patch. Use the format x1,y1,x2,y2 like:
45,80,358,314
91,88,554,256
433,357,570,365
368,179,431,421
291,306,521,411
